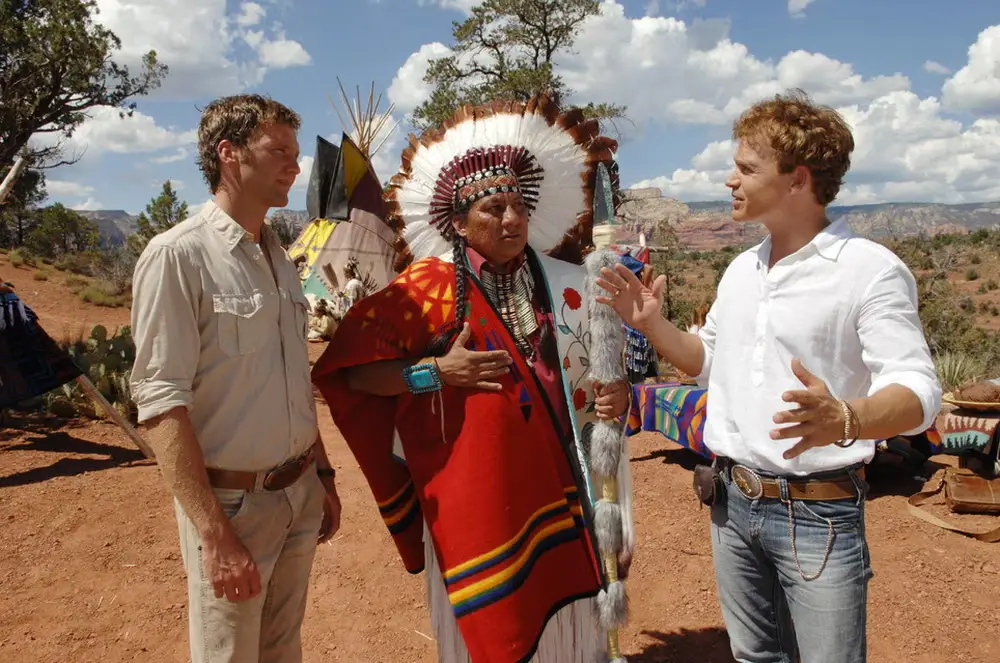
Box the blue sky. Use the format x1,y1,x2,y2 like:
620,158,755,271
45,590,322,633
36,0,1000,214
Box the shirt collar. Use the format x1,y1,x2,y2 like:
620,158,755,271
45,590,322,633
464,245,527,278
203,200,259,252
755,216,853,267
811,216,853,261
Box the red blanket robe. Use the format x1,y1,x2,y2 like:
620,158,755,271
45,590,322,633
313,256,603,663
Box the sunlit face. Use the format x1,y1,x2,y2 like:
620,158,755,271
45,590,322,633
725,140,793,225
224,123,301,208
453,191,529,267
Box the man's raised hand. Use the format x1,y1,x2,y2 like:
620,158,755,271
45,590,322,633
595,263,666,332
437,322,513,391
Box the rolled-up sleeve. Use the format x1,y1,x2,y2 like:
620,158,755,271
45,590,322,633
858,262,942,435
130,244,201,423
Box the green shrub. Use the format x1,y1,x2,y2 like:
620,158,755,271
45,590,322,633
987,279,998,291
934,352,985,392
79,284,130,308
64,275,89,293
970,253,982,265
8,248,32,267
54,253,93,276
966,268,980,281
32,270,49,281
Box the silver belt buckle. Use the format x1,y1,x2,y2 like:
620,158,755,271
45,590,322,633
731,464,764,500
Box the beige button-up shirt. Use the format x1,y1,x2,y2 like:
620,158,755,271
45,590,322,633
130,200,318,471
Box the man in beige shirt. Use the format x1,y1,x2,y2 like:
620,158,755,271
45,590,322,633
130,94,341,663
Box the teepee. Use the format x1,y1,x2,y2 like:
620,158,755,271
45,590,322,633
288,80,400,312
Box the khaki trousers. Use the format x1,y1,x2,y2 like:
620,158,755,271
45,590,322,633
175,470,325,663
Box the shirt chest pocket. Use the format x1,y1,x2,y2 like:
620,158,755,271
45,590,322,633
213,292,270,356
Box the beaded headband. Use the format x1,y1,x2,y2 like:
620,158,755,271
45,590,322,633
454,166,521,211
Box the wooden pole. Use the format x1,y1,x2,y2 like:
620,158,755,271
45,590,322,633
73,374,155,458
0,156,28,207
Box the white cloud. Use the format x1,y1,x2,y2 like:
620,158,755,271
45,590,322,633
257,34,312,68
72,197,105,211
788,0,816,18
633,92,1000,205
924,60,952,75
942,25,1000,116
93,0,311,99
388,42,454,115
417,0,479,13
150,148,190,165
31,106,195,160
46,180,96,197
236,1,264,26
551,4,907,126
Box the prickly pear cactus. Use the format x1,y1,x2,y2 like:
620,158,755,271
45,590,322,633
49,323,138,423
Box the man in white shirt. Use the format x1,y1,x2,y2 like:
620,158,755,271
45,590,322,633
596,90,941,663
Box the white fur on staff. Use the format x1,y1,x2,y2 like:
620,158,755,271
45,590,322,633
584,248,634,663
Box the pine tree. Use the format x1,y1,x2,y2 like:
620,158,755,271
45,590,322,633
411,0,626,132
127,181,188,256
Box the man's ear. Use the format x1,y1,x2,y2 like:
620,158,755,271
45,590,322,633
790,165,810,194
217,139,237,166
452,214,468,237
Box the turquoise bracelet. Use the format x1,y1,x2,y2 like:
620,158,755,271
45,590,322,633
403,360,443,394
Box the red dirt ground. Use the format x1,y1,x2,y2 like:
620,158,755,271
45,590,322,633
1,264,999,662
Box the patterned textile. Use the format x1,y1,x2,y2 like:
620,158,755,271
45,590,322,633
626,382,967,460
925,411,999,455
0,291,81,407
312,256,603,663
626,382,711,457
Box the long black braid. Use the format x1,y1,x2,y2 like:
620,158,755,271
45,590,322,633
426,231,469,356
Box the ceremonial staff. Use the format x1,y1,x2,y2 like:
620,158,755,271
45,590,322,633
586,162,632,662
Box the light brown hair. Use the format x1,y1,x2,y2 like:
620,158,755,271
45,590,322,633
196,94,302,193
733,89,854,206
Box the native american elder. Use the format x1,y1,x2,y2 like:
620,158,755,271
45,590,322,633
312,97,635,663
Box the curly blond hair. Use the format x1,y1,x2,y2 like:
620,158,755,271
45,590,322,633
733,89,854,206
197,94,301,193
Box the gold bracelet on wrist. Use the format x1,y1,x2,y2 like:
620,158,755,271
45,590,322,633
835,400,860,448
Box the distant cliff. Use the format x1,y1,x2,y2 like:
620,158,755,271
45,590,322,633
616,189,1000,251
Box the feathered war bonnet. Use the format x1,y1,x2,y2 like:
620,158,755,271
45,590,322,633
384,95,620,272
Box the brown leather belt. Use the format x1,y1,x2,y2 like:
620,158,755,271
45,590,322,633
724,460,864,501
206,446,317,492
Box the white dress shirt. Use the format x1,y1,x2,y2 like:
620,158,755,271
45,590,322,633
695,218,942,476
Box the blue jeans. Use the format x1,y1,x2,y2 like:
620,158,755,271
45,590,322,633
710,463,872,663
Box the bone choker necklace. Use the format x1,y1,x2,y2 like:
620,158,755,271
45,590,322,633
479,260,537,357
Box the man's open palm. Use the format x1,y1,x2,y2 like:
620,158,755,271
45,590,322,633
595,263,666,331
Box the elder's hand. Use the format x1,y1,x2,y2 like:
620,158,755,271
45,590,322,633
594,379,630,420
771,358,848,459
436,322,512,391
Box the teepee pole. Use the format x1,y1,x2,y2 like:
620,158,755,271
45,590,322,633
74,375,154,458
